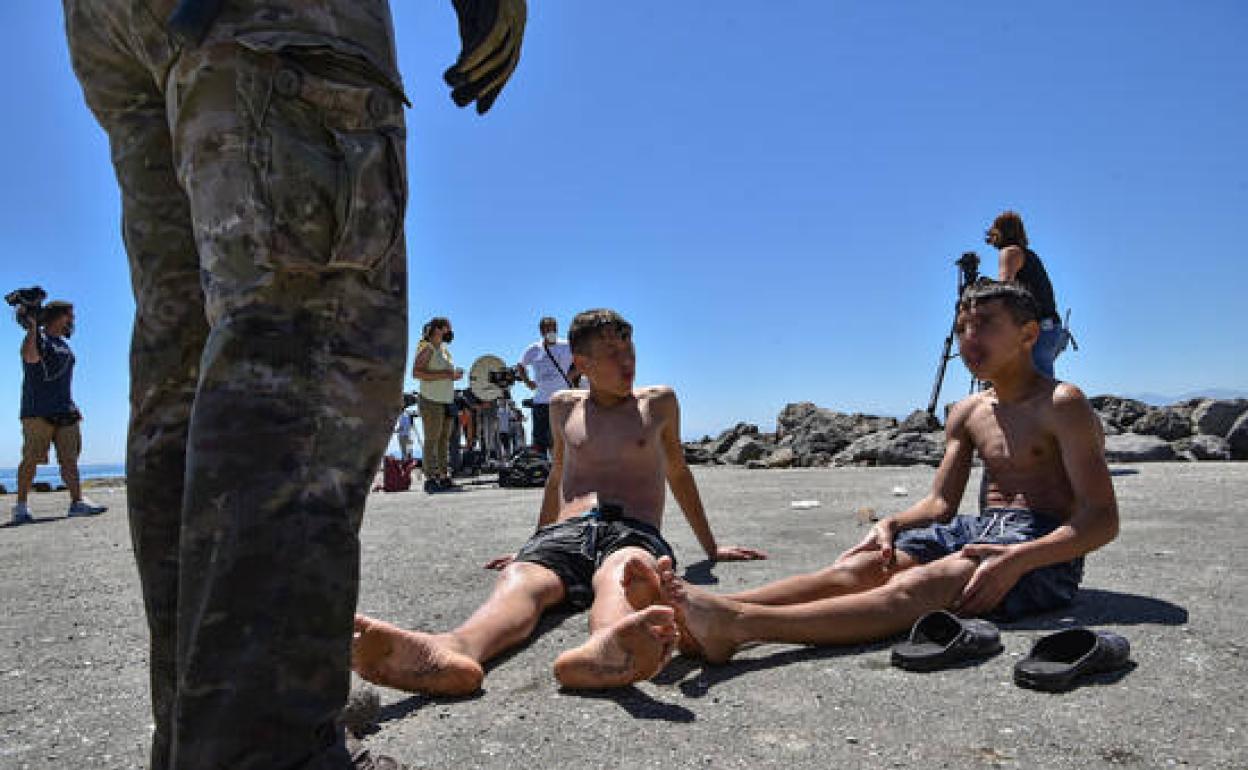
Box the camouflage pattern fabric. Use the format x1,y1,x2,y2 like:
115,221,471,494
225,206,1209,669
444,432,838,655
62,2,408,767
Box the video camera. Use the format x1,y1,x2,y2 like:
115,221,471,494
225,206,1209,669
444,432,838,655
955,251,980,292
5,286,46,328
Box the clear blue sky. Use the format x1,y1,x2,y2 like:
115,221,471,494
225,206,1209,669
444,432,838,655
2,2,1246,466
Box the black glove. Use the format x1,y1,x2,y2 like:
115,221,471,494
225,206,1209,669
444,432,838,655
445,0,527,114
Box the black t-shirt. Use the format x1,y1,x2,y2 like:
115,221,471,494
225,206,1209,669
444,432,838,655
1016,249,1060,323
21,332,77,419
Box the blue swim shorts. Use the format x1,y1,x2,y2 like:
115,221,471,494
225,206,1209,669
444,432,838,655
893,508,1085,621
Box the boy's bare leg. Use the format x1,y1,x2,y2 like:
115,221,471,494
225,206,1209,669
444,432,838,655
553,548,679,689
353,562,565,695
725,550,920,606
664,554,977,664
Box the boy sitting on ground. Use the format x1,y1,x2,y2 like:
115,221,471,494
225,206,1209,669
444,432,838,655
353,308,766,692
662,280,1118,662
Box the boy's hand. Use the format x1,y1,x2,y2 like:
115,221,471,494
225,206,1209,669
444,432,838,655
954,543,1025,616
713,545,768,562
837,518,899,570
484,553,516,570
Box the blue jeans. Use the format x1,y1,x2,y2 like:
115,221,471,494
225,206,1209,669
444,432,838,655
1032,321,1069,378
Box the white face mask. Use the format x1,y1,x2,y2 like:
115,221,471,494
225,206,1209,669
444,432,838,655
543,331,557,345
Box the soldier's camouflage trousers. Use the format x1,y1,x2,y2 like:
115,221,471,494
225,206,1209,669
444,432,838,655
62,2,407,768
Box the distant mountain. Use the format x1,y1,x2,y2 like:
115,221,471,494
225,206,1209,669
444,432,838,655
1120,388,1248,406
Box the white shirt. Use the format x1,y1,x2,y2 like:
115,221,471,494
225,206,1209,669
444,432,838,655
520,340,574,405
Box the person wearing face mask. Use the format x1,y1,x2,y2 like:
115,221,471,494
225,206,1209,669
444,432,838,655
515,316,578,456
413,317,464,493
13,300,108,524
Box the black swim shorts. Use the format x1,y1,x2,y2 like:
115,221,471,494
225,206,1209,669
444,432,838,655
513,508,676,609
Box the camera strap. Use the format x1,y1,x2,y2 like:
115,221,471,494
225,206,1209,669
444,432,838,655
544,344,574,388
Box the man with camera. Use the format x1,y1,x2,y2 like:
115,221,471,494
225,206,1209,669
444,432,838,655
12,297,107,524
515,316,578,456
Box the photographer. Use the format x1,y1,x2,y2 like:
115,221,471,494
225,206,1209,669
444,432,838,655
13,300,107,524
515,316,578,456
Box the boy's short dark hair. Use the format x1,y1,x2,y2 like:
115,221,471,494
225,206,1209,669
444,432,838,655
959,279,1039,325
40,300,74,325
989,210,1029,248
569,309,632,355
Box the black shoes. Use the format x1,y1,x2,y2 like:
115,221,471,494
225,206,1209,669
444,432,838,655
891,610,1003,671
1013,627,1132,692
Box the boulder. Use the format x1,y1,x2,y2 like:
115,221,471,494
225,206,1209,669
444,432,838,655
708,422,758,456
899,409,942,433
745,460,768,470
834,431,944,467
791,429,852,460
1098,415,1121,436
776,402,819,437
1228,411,1248,461
765,447,797,468
1103,433,1176,463
723,435,769,465
1090,395,1150,431
1191,399,1248,437
1131,408,1193,442
683,443,715,465
1173,435,1231,462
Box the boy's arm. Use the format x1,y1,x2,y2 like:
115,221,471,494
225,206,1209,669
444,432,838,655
659,388,767,562
838,398,974,567
485,396,567,569
958,384,1119,614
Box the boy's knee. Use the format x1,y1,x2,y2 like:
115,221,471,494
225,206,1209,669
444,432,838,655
888,556,974,607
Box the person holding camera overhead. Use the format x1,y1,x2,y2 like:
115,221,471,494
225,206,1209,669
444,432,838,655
515,316,578,457
413,317,463,493
12,297,107,524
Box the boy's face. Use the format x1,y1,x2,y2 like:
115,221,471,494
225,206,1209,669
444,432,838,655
955,299,1037,380
575,330,635,397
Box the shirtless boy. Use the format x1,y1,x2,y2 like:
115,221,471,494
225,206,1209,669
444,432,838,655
664,280,1119,662
353,309,766,692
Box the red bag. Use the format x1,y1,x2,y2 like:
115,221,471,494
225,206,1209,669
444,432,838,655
381,456,417,492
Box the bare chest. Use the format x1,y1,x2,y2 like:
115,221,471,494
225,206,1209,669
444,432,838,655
562,401,665,472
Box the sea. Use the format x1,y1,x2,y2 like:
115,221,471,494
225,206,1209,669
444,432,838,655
0,462,125,491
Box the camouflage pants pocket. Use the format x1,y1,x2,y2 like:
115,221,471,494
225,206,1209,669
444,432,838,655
173,33,407,307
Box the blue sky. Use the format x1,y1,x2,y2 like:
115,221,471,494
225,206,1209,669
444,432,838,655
2,2,1246,466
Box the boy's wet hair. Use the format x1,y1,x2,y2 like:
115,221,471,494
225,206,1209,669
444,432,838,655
989,210,1029,248
569,309,633,355
959,279,1040,325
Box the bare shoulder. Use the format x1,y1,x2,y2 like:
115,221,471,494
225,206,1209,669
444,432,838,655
636,384,677,407
1050,381,1089,408
946,392,987,434
550,389,587,414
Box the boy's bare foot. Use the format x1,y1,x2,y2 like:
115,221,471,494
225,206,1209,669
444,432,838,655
352,614,484,696
620,553,662,611
657,560,742,664
553,606,678,689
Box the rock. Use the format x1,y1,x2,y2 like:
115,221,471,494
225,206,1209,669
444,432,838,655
1228,412,1248,460
1173,435,1231,462
745,460,768,470
1191,399,1248,437
765,447,797,468
776,402,819,437
1090,395,1150,431
791,429,852,460
339,684,381,737
0,483,6,495
1103,433,1176,463
683,444,715,465
1098,414,1121,436
708,422,759,456
723,436,768,465
1131,408,1193,441
899,409,942,433
834,431,944,467
32,482,53,493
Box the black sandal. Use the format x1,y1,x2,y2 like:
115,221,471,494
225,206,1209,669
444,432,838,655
891,610,1003,671
1013,627,1131,692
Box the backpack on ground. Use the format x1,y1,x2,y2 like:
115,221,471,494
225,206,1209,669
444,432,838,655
498,448,550,488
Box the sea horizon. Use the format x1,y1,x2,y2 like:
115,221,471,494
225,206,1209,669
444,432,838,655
0,462,125,491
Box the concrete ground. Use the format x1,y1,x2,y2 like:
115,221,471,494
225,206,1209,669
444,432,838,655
1,464,1244,769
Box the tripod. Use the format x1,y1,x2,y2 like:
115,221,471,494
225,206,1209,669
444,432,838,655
925,252,982,417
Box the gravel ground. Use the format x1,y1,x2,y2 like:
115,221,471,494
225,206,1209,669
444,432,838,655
2,464,1245,769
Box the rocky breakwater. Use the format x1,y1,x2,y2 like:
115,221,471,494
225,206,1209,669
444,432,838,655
684,397,1248,468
